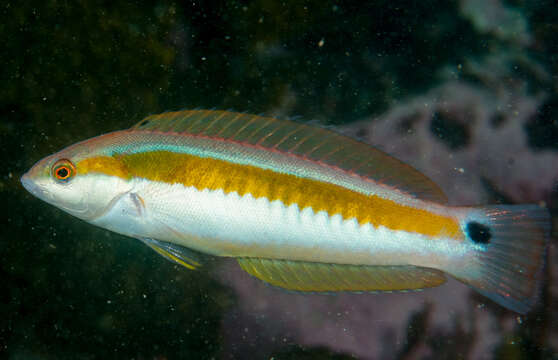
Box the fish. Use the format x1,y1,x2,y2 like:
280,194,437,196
21,110,550,314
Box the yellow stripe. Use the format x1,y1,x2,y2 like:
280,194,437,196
77,156,130,179
77,151,462,239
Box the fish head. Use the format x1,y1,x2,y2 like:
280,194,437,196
21,135,133,221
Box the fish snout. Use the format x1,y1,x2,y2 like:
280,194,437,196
21,172,50,200
21,172,35,193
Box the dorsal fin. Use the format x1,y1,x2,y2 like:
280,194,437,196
131,110,448,203
237,258,447,292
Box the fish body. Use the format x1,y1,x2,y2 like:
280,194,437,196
21,110,550,313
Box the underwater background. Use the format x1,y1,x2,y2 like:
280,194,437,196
1,1,557,359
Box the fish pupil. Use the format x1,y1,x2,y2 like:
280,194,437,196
57,167,69,178
466,221,491,244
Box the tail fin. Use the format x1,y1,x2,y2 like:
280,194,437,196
453,205,550,314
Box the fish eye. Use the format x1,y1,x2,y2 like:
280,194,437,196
52,159,76,183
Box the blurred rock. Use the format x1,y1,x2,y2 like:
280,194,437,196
219,80,557,359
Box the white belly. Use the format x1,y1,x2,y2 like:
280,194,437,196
92,179,466,269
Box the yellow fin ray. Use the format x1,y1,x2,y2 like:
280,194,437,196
237,258,446,292
139,237,203,270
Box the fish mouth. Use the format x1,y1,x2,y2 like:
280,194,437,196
21,173,51,200
21,173,92,218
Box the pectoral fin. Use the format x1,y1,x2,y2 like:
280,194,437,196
139,238,204,270
237,258,446,292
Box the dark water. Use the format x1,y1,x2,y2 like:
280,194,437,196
2,1,557,359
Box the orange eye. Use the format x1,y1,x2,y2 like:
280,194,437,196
52,159,76,182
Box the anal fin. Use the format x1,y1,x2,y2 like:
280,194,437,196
139,238,205,270
237,258,446,292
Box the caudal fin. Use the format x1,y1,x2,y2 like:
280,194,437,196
454,205,550,314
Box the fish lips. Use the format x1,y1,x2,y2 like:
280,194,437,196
21,173,51,201
20,172,100,220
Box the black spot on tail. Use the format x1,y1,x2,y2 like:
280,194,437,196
139,119,150,127
466,222,491,244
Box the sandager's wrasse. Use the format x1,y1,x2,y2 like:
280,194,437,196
21,110,550,314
